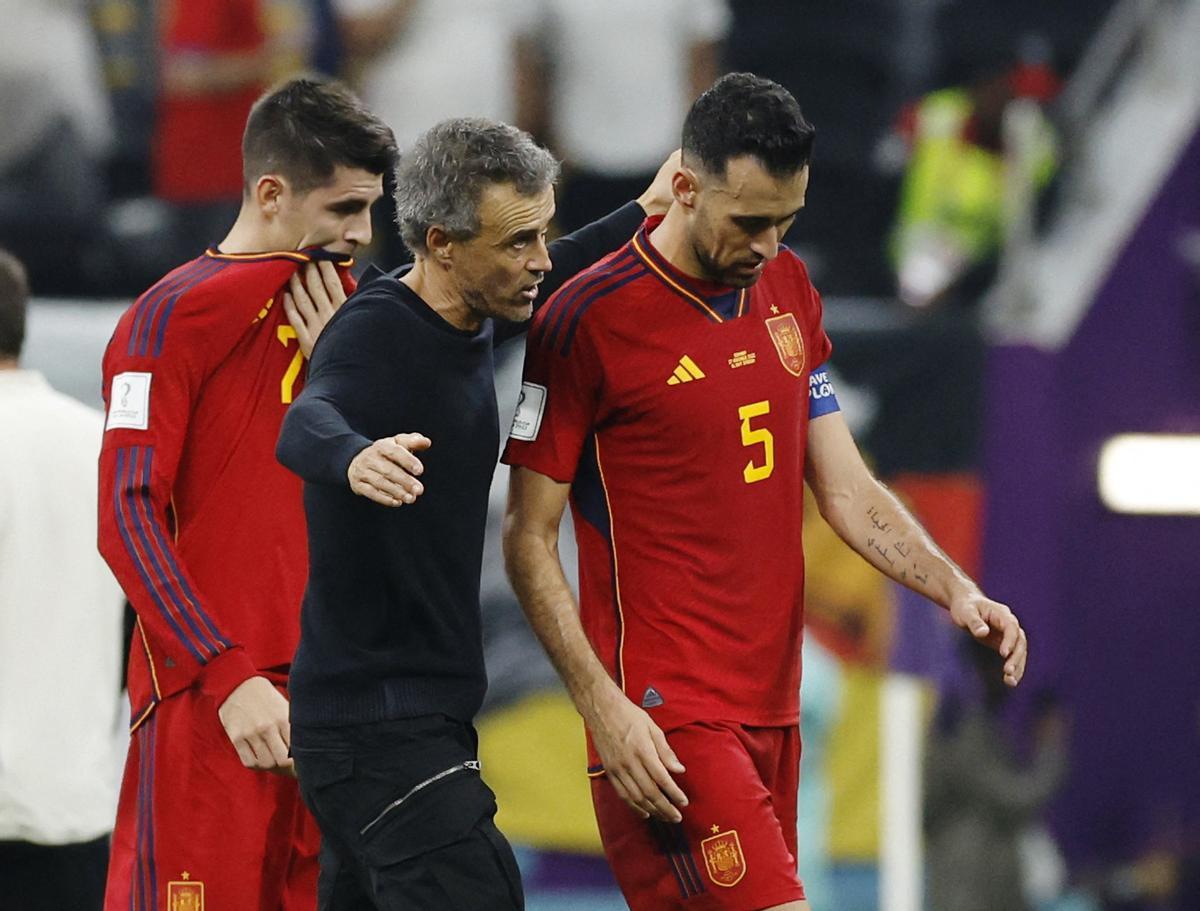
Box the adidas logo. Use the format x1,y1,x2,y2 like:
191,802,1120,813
641,686,665,708
667,355,706,385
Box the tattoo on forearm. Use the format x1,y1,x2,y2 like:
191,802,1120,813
866,504,928,589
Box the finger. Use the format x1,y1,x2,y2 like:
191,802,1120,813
626,759,681,823
610,771,651,820
996,611,1020,659
370,463,424,498
303,263,334,319
244,734,274,770
281,292,314,353
380,442,426,478
960,603,990,638
1005,630,1028,685
317,260,347,309
650,725,686,775
232,738,259,770
363,467,418,504
351,478,407,507
262,726,293,768
394,432,432,454
289,272,319,325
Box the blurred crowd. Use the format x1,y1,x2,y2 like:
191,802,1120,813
0,0,1113,304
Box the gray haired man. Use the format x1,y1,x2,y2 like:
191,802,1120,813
276,118,674,910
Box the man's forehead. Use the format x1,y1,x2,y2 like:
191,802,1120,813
322,165,384,197
480,182,556,233
707,158,809,211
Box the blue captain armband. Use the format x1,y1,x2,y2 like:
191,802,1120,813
808,365,841,419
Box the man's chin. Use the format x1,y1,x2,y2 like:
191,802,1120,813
494,302,534,324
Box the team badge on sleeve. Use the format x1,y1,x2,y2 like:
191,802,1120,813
509,382,547,442
106,372,152,431
701,827,746,887
764,314,806,377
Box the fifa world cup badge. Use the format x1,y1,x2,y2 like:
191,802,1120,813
701,826,747,887
167,872,204,910
765,313,806,377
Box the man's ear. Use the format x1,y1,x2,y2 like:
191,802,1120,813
673,167,699,209
426,226,454,269
254,174,288,217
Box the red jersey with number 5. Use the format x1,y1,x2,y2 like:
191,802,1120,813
97,249,353,728
503,216,832,732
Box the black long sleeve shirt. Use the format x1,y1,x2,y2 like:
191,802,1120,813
277,202,644,726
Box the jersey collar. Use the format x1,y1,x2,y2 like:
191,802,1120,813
630,215,748,323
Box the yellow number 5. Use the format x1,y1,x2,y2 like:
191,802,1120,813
276,325,305,404
739,400,774,484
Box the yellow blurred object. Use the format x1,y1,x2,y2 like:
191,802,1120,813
477,689,605,854
825,666,883,860
803,487,893,667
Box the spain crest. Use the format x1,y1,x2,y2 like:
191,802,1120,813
764,313,805,377
701,828,746,887
168,873,204,911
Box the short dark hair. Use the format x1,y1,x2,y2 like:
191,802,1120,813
682,73,816,179
242,76,398,193
0,249,29,359
394,118,560,255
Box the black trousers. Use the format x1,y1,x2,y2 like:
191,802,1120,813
0,836,109,911
292,715,524,911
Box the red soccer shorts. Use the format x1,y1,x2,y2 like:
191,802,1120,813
592,720,806,911
104,685,319,911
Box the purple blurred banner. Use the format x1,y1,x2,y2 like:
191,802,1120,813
982,125,1200,869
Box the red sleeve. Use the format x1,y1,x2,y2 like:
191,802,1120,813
792,254,833,369
501,298,606,483
97,277,257,704
164,0,263,53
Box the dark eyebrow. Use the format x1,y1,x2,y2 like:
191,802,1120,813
327,198,369,215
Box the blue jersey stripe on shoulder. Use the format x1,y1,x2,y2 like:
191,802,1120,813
559,266,647,356
128,259,215,357
146,260,230,357
541,250,639,351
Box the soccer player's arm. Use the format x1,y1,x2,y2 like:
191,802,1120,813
502,319,688,823
97,289,295,773
802,375,1027,686
276,292,427,506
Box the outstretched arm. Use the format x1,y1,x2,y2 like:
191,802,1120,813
804,410,1028,686
503,466,688,822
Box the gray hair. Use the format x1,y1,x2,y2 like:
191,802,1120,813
393,118,560,255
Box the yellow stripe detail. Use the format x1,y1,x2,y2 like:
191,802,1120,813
671,365,693,384
736,288,748,317
587,768,607,779
593,436,628,693
137,616,163,700
680,355,706,379
204,249,355,268
129,702,156,733
632,234,723,323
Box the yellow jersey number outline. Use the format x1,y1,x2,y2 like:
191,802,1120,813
276,325,304,404
738,400,774,484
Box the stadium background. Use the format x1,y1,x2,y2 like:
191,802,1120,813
5,1,1200,909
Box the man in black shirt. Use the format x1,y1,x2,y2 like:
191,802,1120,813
276,118,672,910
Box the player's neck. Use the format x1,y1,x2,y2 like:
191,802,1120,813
648,206,709,283
0,358,17,371
218,203,282,255
401,259,481,333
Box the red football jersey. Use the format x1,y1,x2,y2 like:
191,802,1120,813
503,216,832,733
98,249,354,727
